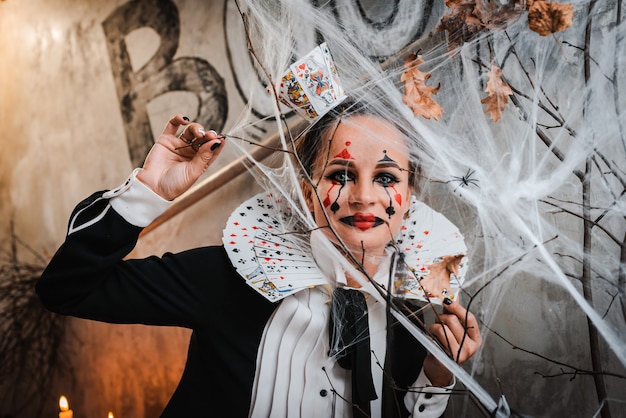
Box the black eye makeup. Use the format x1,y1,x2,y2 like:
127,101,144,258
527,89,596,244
326,169,354,184
374,172,400,187
323,163,404,187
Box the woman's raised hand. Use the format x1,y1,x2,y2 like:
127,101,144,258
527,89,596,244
137,114,225,201
422,299,483,387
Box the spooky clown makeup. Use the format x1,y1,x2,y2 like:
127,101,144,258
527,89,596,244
304,114,413,261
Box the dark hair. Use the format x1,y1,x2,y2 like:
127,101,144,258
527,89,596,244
295,100,420,189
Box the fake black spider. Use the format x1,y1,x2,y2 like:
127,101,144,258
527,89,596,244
450,168,480,192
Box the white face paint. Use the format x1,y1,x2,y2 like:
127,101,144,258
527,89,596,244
305,115,413,260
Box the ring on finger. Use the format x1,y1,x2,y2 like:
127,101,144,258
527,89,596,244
177,131,196,145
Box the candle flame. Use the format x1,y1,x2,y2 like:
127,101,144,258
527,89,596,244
59,395,69,411
108,412,114,418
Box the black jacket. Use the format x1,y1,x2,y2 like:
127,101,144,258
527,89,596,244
37,191,425,417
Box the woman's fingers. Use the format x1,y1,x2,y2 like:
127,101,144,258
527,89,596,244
138,115,226,200
442,298,481,342
429,299,482,364
174,123,224,156
163,114,191,137
186,130,225,174
177,123,206,145
429,323,458,358
160,114,216,151
197,129,224,153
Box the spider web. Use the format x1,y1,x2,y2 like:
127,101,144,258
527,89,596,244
220,0,626,416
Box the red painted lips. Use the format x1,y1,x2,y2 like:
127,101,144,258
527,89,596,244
340,212,384,231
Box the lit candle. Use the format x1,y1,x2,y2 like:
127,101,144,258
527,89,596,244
58,396,73,418
108,412,114,418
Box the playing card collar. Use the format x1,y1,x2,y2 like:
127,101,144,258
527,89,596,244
222,193,468,304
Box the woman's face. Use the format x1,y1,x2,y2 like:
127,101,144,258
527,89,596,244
304,115,413,259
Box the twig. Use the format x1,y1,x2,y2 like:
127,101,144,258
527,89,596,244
482,324,626,380
0,224,68,416
540,199,622,246
581,2,612,415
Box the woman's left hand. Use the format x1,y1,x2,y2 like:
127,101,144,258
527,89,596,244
422,298,482,387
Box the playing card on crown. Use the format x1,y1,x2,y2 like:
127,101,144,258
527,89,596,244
277,42,346,121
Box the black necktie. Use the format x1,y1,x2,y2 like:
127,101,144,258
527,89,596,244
329,287,378,417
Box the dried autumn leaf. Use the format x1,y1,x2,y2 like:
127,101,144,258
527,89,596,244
437,0,526,50
481,63,512,122
473,0,527,30
528,1,574,36
437,1,484,50
401,53,443,121
419,255,464,300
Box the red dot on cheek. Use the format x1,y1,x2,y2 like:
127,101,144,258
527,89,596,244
395,194,402,206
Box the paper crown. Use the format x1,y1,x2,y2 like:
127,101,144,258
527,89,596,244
277,42,347,122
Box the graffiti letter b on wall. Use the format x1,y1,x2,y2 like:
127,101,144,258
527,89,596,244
103,0,228,167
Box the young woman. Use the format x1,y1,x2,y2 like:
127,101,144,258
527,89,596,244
37,108,481,417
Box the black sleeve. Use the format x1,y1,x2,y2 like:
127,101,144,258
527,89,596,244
36,191,259,329
38,192,278,417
